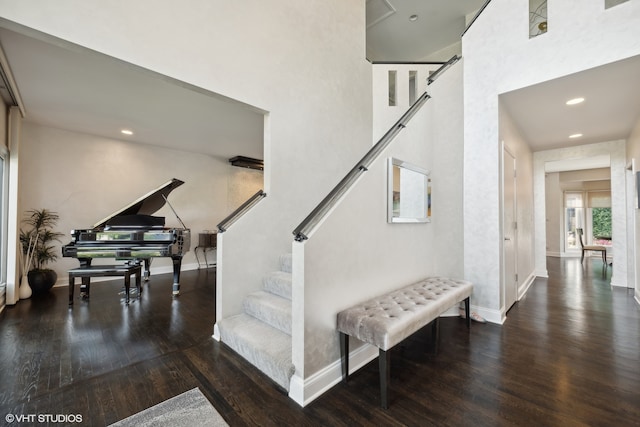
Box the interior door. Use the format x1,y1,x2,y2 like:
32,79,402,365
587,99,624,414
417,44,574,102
503,147,517,312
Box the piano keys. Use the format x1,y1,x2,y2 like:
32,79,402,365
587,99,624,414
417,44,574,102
62,178,191,296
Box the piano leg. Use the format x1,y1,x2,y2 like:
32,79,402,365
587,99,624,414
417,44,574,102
79,258,92,298
143,258,151,282
172,255,182,296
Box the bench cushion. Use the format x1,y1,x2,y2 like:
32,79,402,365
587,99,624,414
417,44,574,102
68,265,141,277
337,277,472,351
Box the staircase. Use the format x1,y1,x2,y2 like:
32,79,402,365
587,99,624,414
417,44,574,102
217,254,295,391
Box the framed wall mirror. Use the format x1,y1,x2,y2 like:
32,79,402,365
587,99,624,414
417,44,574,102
387,158,431,223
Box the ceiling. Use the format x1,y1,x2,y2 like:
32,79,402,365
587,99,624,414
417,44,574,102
1,2,639,163
366,0,486,62
500,54,640,153
0,26,265,161
367,0,640,156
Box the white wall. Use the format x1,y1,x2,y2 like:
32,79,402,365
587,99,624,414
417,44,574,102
0,1,373,406
431,64,465,280
626,116,640,302
545,173,562,256
18,122,261,284
0,100,6,310
499,104,535,309
289,61,464,405
0,102,6,149
463,0,640,313
0,2,371,316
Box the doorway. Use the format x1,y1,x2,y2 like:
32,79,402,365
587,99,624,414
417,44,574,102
535,146,629,289
503,146,518,311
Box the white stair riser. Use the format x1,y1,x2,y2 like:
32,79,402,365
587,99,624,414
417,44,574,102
244,291,292,335
279,253,292,273
218,313,294,391
218,254,294,392
263,271,292,300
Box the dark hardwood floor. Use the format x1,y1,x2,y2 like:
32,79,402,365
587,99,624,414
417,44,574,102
1,257,638,426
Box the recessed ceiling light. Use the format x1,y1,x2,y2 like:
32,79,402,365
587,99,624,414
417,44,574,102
566,97,585,105
121,129,133,135
409,14,418,22
569,133,583,139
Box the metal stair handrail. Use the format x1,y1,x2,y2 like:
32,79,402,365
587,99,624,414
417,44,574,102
461,0,493,38
292,55,460,242
217,190,267,233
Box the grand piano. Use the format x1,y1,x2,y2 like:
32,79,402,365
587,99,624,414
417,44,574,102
62,178,191,296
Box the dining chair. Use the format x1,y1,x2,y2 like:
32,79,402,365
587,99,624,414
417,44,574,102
576,228,607,264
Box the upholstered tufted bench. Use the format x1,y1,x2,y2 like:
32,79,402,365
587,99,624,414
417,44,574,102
337,277,473,408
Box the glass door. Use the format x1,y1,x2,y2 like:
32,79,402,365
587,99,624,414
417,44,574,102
564,190,612,255
564,192,584,252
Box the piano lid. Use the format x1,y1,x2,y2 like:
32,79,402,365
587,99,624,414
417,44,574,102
92,178,185,229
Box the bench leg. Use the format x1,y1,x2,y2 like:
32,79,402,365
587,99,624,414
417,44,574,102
464,297,471,329
379,349,390,409
136,269,142,294
340,332,349,383
431,317,440,354
124,275,130,305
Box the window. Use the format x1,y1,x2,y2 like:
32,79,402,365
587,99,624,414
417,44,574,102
530,0,548,38
564,192,583,251
388,70,397,106
564,190,612,252
409,70,417,105
587,190,612,245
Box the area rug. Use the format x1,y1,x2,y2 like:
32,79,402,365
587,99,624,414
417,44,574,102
109,388,229,427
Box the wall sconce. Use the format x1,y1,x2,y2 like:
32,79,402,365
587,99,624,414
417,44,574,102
229,156,264,171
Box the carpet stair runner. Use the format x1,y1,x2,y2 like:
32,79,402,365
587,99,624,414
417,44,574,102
218,254,295,391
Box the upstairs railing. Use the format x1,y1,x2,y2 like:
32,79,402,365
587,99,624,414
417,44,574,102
461,0,492,37
217,189,266,233
292,55,461,242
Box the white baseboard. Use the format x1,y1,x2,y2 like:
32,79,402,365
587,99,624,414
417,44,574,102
212,323,221,341
289,303,506,407
289,344,379,407
439,305,461,317
437,303,504,324
518,272,536,300
610,280,629,288
535,269,549,278
288,374,305,406
288,342,378,407
474,306,505,324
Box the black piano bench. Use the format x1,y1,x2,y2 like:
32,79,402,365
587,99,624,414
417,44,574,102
68,264,142,306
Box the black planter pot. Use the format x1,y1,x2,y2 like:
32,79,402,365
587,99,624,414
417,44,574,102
27,269,58,294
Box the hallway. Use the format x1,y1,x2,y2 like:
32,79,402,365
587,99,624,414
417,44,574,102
0,257,638,426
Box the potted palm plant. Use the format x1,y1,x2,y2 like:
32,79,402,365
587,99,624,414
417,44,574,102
20,208,64,294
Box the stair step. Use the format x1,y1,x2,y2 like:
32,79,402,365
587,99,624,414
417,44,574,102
263,271,292,300
243,291,292,335
218,313,295,391
279,253,292,273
